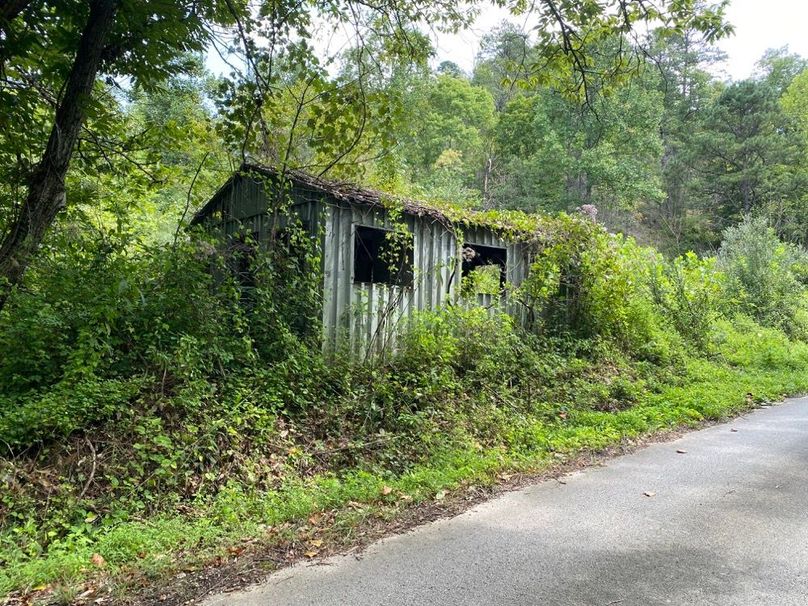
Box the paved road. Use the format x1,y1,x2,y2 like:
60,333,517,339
204,398,808,606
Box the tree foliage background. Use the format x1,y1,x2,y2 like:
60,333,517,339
7,0,808,600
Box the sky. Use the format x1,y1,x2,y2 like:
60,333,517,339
430,0,808,81
712,0,808,80
207,0,808,82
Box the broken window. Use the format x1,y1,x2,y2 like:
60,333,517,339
353,225,414,286
461,244,507,296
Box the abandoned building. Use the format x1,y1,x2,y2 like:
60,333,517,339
192,164,532,356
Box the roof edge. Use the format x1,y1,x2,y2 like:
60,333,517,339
192,163,547,238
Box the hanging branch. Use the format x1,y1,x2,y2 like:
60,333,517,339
174,151,210,249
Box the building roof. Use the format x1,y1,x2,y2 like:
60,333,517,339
192,163,455,227
192,163,550,238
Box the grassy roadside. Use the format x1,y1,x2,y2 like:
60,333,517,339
5,216,808,605
3,325,807,604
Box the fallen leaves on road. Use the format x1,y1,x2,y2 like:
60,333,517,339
676,449,687,454
90,553,106,568
643,491,656,498
381,485,393,496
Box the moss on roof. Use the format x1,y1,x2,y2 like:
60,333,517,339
195,163,568,242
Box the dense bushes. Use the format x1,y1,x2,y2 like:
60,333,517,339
2,210,808,597
519,216,684,359
718,216,808,334
0,234,245,395
647,252,724,350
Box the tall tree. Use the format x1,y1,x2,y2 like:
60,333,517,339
693,78,804,237
755,47,807,95
0,0,733,306
0,0,243,308
398,73,496,196
767,65,808,243
491,71,664,218
642,27,726,253
472,22,534,111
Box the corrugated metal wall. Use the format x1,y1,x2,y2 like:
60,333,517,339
206,176,321,242
199,175,534,358
322,211,535,358
321,203,460,358
463,225,530,284
458,226,532,325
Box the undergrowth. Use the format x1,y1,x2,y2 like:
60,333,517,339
2,214,808,601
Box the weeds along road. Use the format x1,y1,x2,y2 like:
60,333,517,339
202,397,808,606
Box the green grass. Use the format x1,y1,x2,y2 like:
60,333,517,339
3,348,807,599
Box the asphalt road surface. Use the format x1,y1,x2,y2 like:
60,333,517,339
203,397,808,606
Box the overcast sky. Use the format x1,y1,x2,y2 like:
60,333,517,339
431,0,808,81
712,0,808,79
207,0,808,82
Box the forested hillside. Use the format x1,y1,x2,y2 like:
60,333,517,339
3,1,808,603
358,28,808,255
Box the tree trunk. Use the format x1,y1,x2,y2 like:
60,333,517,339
0,0,33,28
0,0,118,310
741,178,752,215
482,156,493,209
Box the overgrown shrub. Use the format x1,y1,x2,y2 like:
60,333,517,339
4,206,808,598
717,215,808,333
0,378,144,450
517,216,677,362
0,229,251,397
647,251,725,350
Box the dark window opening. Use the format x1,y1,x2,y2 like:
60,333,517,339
353,225,414,286
461,243,507,295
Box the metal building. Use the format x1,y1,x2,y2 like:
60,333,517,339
192,164,531,356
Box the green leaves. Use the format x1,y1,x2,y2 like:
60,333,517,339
0,377,144,449
516,0,733,99
718,216,808,333
394,73,496,201
492,73,665,213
